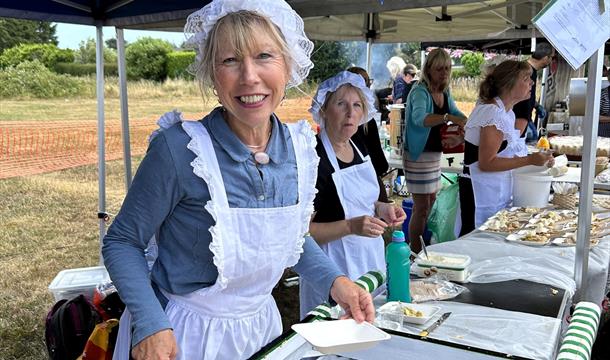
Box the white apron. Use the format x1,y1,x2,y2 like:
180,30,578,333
469,127,523,227
299,130,385,319
113,120,317,360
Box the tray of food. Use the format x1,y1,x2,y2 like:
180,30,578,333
479,207,540,234
509,210,610,247
377,302,441,325
479,207,539,233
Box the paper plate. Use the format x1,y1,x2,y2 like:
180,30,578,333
377,302,441,325
292,319,390,354
506,232,550,246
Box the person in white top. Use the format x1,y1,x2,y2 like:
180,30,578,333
463,60,554,227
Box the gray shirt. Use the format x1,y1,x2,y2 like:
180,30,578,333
102,108,342,346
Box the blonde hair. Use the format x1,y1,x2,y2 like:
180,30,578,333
196,10,292,100
419,48,452,92
479,60,532,102
321,84,369,123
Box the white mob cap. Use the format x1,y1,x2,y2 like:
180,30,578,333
184,0,314,88
309,71,379,128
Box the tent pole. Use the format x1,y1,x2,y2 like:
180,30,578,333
366,38,372,75
573,46,604,302
116,27,132,190
95,25,107,263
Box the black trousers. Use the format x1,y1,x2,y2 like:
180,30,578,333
458,176,475,237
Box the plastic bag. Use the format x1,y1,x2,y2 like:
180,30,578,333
427,173,459,243
410,276,467,303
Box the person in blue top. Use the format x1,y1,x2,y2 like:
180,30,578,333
402,48,467,252
102,1,374,359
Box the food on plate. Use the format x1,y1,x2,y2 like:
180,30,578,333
522,231,549,243
402,306,424,318
481,208,538,232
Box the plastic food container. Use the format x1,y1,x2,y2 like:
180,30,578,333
48,266,110,302
414,252,471,282
377,301,441,325
292,319,390,354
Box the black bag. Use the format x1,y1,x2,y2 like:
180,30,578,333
45,294,101,360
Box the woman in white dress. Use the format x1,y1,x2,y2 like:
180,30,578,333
463,60,554,227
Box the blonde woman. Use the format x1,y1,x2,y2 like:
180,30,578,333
402,48,467,251
102,1,374,359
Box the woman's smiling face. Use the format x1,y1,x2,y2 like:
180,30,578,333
213,29,289,130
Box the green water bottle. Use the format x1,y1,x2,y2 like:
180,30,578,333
386,230,411,302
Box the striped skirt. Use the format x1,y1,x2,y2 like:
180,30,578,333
402,151,442,194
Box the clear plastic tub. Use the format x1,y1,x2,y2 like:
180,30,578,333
414,252,471,282
48,266,109,301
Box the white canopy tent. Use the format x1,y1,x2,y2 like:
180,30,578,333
0,0,606,302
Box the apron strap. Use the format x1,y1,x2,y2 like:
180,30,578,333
320,129,367,172
182,121,230,208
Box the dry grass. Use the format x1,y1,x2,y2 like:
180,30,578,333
0,158,136,359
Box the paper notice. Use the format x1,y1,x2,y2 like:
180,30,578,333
533,0,610,70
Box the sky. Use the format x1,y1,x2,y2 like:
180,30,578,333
55,23,186,49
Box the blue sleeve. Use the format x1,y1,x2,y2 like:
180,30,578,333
393,78,405,100
447,91,466,118
102,133,180,347
293,235,343,297
409,87,430,128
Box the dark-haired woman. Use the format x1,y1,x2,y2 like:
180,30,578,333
463,60,554,227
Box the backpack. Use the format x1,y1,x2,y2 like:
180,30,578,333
45,294,101,360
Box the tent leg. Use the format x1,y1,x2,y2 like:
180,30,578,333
366,38,372,75
573,46,605,302
96,25,106,263
116,27,132,191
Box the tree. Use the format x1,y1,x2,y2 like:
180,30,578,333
0,19,57,53
308,40,350,83
105,38,118,50
125,37,174,81
75,38,117,64
399,42,421,68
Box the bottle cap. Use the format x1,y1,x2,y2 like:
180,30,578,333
391,230,405,242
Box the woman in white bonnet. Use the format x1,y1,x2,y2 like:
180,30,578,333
301,71,406,318
102,1,374,359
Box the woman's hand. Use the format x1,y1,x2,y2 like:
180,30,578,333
132,329,178,360
347,216,387,237
376,202,406,227
527,151,554,166
330,276,375,323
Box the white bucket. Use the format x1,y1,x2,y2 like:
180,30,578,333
513,168,553,208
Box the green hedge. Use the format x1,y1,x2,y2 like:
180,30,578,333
53,62,119,76
0,43,74,69
167,51,195,79
460,52,485,77
125,37,174,81
0,60,86,98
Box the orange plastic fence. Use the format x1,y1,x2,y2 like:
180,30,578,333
0,98,314,179
0,119,156,179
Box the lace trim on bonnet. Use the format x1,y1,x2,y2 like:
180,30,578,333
183,0,313,89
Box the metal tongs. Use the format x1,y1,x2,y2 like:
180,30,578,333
419,235,429,260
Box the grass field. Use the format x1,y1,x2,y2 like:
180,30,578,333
0,77,480,359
